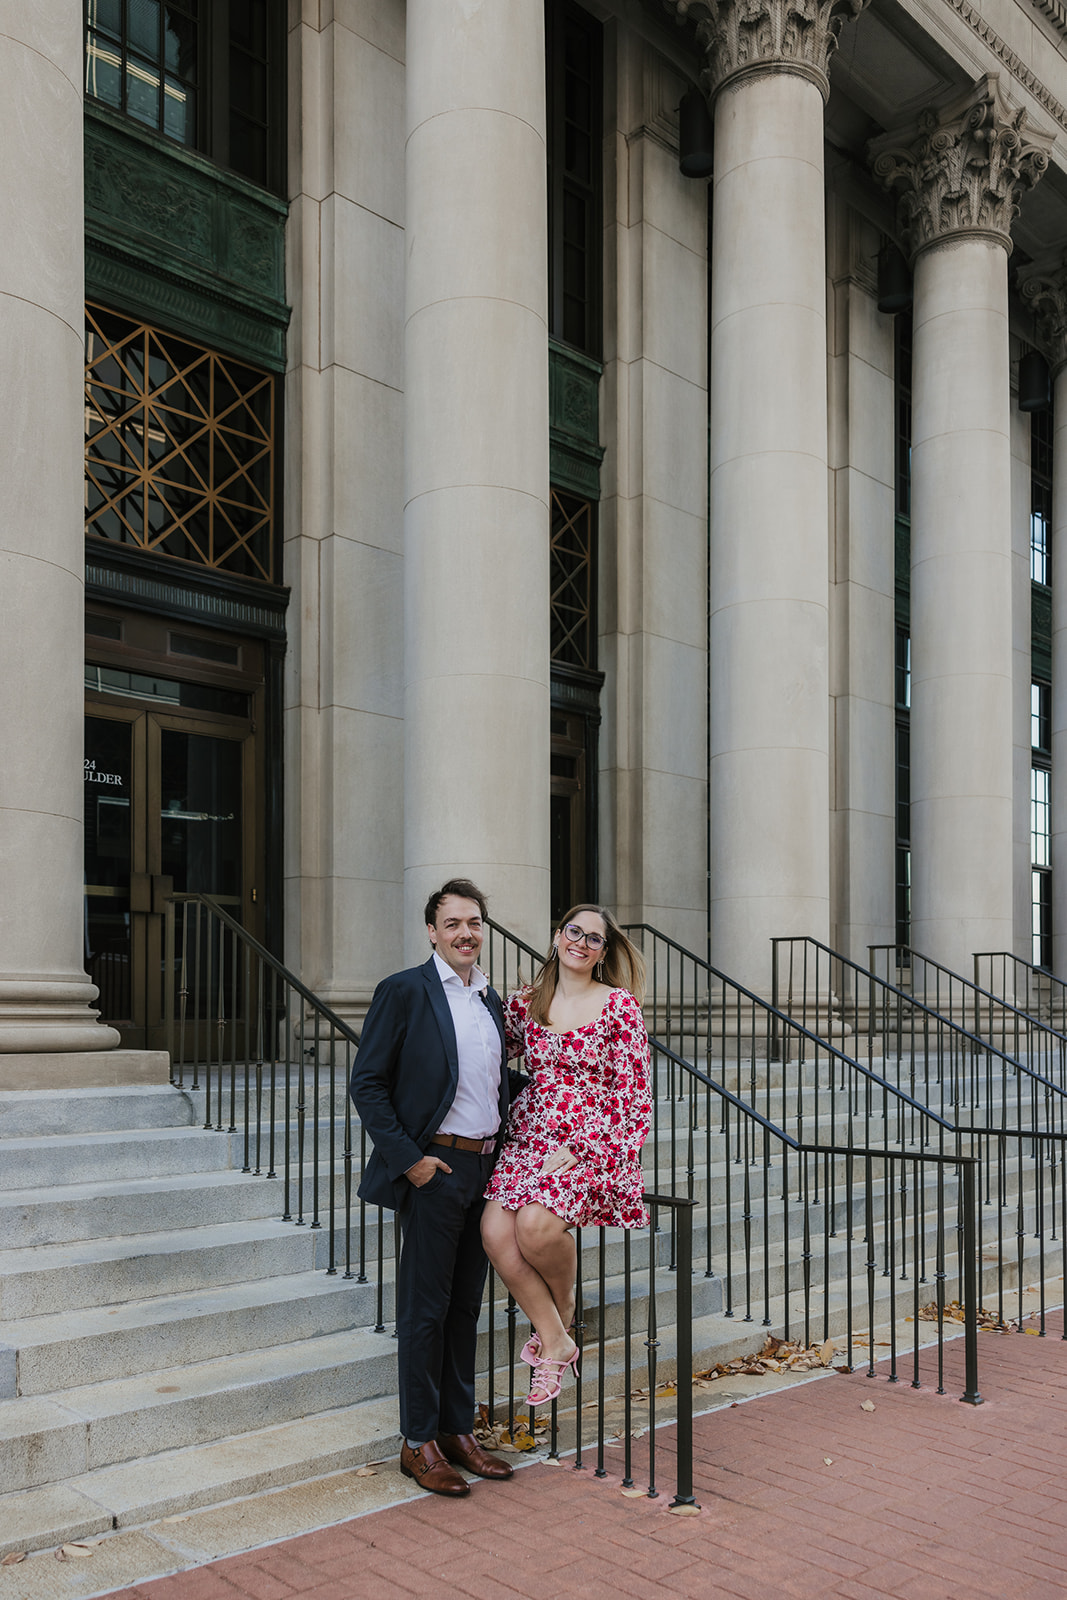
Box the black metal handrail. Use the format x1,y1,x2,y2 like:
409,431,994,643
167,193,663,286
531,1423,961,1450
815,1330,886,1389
772,935,1067,1135
870,943,1067,1092
623,924,1067,1336
974,951,1067,1033
164,894,369,1284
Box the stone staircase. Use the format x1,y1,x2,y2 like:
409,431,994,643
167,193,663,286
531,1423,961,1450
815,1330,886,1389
0,1070,1054,1556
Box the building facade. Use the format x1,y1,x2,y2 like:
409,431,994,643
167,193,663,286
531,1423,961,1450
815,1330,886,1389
3,0,1067,1084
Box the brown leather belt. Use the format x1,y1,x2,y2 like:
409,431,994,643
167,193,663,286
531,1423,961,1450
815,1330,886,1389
430,1133,497,1155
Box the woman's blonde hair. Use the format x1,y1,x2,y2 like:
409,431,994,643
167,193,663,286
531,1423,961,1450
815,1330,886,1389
526,904,646,1026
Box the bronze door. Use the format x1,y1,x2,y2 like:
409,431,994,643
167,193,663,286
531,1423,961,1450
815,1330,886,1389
85,702,257,1049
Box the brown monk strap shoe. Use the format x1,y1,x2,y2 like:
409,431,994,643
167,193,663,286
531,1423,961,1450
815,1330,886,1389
400,1439,471,1496
437,1432,514,1480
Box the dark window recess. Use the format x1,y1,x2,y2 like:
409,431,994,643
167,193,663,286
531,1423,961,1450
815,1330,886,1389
87,613,124,640
1032,403,1053,587
550,489,596,669
85,303,277,584
895,312,912,520
546,0,602,356
170,632,241,665
84,0,283,192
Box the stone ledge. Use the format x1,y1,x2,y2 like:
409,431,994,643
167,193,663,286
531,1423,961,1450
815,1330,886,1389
0,1052,170,1092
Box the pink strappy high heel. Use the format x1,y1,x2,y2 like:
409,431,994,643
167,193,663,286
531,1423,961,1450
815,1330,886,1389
520,1322,577,1367
525,1343,580,1406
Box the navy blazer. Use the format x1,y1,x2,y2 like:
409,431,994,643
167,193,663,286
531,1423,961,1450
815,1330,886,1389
350,956,520,1210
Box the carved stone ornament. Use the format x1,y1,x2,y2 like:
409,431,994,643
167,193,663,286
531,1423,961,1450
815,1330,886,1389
663,0,869,102
869,74,1054,261
1017,259,1067,375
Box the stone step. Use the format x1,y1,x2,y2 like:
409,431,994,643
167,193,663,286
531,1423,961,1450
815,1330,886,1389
0,1127,245,1191
3,1271,374,1396
0,1393,402,1557
0,1169,317,1249
0,1086,200,1140
0,1218,341,1319
0,1327,400,1488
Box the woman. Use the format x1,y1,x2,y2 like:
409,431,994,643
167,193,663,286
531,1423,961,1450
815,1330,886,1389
482,905,652,1406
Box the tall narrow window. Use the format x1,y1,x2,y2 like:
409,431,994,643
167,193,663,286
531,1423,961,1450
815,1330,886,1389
894,312,913,950
546,1,603,356
550,490,596,669
1032,680,1053,969
84,1,284,192
1032,403,1053,587
895,627,911,950
86,0,199,146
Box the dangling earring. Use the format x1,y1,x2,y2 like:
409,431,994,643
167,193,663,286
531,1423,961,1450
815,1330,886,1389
595,959,604,981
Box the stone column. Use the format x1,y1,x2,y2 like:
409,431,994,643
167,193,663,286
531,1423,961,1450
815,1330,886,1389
403,0,551,956
872,76,1052,973
1019,262,1067,978
666,0,866,990
0,5,119,1057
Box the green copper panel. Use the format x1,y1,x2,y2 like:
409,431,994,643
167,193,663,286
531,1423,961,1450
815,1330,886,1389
550,340,604,499
84,104,289,371
1033,581,1052,682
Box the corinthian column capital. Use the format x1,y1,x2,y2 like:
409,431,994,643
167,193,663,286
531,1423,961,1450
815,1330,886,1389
869,74,1053,261
664,0,869,103
1018,260,1067,376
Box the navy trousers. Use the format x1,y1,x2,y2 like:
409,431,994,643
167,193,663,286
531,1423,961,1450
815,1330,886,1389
395,1146,493,1443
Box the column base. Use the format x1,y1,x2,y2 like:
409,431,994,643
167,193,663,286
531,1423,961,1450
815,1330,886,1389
0,1050,170,1090
0,979,122,1053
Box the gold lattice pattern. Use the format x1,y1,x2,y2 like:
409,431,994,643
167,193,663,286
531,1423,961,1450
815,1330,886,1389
550,489,594,669
85,304,275,583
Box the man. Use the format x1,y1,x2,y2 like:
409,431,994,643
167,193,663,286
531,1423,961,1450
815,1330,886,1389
350,878,522,1496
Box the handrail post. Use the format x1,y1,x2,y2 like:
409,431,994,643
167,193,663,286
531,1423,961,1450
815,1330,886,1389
670,1198,698,1508
163,897,176,1081
770,940,780,1061
959,1158,983,1406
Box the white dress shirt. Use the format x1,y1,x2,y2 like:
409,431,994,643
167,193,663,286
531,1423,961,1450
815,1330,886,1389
432,951,503,1139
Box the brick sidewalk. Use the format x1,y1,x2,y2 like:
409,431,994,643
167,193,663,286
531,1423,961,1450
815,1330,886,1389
110,1313,1067,1600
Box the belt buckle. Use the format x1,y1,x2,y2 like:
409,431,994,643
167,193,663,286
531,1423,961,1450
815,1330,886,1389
481,1135,496,1154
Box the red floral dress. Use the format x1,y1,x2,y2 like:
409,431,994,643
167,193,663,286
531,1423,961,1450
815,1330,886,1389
485,987,652,1228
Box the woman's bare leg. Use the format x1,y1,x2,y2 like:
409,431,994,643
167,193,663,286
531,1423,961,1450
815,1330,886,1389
482,1200,575,1358
514,1204,577,1347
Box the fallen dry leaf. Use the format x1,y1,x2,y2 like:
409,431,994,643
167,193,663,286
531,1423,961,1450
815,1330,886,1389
917,1301,1010,1333
620,1487,646,1498
692,1333,837,1386
56,1543,95,1561
354,1466,377,1478
1024,1328,1042,1336
860,1400,876,1412
667,1503,702,1516
823,1457,834,1466
1,1553,26,1567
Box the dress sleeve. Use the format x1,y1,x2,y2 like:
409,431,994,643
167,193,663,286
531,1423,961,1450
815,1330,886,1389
607,991,652,1166
567,991,652,1176
504,988,529,1062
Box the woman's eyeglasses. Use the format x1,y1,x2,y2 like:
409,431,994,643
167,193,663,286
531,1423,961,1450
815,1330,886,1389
561,922,606,952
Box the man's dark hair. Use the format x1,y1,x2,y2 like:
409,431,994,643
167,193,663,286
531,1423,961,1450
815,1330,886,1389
424,878,489,927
